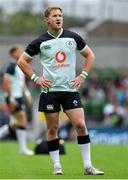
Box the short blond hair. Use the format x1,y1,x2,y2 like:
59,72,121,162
44,6,62,18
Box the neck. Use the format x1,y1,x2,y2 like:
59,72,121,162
48,27,62,37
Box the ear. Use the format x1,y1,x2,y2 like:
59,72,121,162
44,17,49,24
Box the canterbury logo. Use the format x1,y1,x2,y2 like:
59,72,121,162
55,51,66,63
46,104,54,110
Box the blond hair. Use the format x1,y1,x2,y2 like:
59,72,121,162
44,6,62,17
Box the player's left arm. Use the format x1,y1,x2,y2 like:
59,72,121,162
81,45,95,74
70,46,95,88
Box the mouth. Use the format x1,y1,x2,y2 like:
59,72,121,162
56,22,61,25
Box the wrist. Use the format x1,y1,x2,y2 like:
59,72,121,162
79,70,88,79
31,74,39,82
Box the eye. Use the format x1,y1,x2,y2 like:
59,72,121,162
53,15,57,18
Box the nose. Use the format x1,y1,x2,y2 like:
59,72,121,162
56,15,61,20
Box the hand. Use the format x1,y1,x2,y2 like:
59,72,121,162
35,76,53,88
69,76,85,89
9,98,18,110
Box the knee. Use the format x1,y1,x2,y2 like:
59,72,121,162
75,121,86,132
47,125,58,136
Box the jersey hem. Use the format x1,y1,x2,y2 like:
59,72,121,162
41,88,77,93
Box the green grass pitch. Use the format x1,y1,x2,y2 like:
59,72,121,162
0,141,128,179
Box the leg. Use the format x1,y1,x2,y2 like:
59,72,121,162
65,108,104,175
14,110,33,155
45,112,63,175
0,110,11,139
0,124,10,139
65,108,92,167
38,92,63,174
0,114,17,140
65,108,88,136
45,112,59,141
14,110,27,127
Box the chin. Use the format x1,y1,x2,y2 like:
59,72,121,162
55,27,61,31
57,26,62,30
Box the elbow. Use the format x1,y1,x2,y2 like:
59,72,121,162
86,50,95,62
87,53,95,65
91,52,95,61
17,57,25,69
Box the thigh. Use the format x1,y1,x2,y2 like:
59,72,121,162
10,98,25,114
38,92,61,113
65,108,88,133
14,110,27,126
61,92,82,111
44,112,59,129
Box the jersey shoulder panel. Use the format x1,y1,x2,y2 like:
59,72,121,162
25,33,53,57
61,29,86,51
6,62,16,75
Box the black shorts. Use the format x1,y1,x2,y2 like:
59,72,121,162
38,91,82,113
6,97,25,114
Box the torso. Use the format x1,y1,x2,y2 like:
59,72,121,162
25,29,86,93
6,63,25,98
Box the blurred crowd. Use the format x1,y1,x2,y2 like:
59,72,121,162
80,71,128,128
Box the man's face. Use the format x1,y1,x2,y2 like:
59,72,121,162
11,48,22,61
46,9,63,31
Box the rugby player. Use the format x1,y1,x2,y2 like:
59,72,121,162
0,45,34,155
18,6,104,174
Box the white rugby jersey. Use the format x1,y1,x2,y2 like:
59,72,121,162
6,63,25,98
24,29,87,93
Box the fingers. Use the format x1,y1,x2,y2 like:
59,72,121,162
36,77,53,88
76,84,81,89
69,76,84,89
45,79,53,83
69,81,81,89
41,82,52,88
69,77,83,89
70,80,75,83
42,79,53,88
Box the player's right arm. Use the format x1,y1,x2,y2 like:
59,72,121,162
18,42,52,88
17,53,34,80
